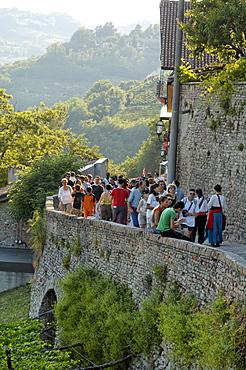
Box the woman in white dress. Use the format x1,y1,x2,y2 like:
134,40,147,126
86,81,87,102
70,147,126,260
58,178,73,213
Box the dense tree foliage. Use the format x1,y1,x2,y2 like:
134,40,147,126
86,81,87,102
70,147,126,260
120,115,168,177
179,0,246,130
0,23,160,109
54,266,246,370
182,0,246,61
62,75,163,164
157,290,246,369
0,90,67,166
55,268,141,368
8,153,83,222
0,89,99,186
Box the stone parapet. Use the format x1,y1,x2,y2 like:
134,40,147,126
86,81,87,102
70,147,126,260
30,201,246,318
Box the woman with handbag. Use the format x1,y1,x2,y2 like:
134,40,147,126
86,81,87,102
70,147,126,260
207,184,227,247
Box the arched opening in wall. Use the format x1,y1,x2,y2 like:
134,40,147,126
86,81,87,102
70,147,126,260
39,289,57,346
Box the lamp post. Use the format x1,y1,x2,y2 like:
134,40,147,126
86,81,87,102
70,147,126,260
156,114,170,181
167,0,185,184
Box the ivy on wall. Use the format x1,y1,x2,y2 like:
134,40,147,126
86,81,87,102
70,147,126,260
178,58,246,138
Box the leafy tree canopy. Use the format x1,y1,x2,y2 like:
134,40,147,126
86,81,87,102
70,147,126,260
182,0,246,60
55,268,141,367
62,75,163,165
8,153,84,222
54,266,246,370
120,115,168,177
95,22,119,38
0,89,99,186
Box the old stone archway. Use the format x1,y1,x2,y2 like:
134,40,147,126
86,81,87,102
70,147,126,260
39,289,57,345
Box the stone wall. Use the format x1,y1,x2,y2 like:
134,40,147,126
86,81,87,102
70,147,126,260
0,202,16,247
30,199,246,319
177,82,246,242
0,202,32,248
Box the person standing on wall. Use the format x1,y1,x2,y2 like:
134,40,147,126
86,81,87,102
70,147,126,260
58,178,73,213
173,179,184,201
110,179,129,225
166,183,178,206
99,184,112,221
181,189,199,241
146,183,159,228
193,189,208,244
137,189,149,228
207,184,227,247
92,176,104,218
127,180,147,227
103,172,110,185
82,186,96,218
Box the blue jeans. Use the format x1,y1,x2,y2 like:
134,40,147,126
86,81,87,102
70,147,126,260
130,207,139,227
149,228,161,234
208,212,223,244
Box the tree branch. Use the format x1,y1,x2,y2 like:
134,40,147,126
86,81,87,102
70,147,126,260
72,354,134,370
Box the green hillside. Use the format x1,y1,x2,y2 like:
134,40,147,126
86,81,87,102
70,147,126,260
0,22,160,110
60,75,165,164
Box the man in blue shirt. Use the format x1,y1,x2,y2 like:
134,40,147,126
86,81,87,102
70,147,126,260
173,180,184,201
127,180,146,227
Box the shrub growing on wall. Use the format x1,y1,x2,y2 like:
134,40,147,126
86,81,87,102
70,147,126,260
54,266,246,369
157,289,246,369
54,268,143,368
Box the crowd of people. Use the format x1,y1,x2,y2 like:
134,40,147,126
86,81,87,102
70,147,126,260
58,171,227,247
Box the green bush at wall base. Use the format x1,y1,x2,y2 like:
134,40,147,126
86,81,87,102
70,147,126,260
157,290,246,369
54,267,246,369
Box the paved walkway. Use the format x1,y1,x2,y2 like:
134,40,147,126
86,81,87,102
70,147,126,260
203,240,246,260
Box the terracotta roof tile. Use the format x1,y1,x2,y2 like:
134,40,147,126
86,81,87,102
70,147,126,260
160,0,217,70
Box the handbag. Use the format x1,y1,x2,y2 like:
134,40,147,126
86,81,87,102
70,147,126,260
217,195,226,230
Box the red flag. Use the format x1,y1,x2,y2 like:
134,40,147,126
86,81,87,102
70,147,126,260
141,168,146,177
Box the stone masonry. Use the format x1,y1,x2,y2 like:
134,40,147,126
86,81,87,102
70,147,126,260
30,199,246,318
177,82,246,243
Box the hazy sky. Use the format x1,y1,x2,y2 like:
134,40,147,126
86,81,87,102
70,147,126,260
3,0,161,27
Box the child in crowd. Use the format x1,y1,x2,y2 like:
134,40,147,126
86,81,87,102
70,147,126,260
137,190,149,228
82,186,96,218
71,184,84,216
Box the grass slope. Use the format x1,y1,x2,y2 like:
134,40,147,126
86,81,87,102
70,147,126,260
0,284,31,323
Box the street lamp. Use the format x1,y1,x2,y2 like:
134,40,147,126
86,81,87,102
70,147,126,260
156,119,165,139
160,146,165,157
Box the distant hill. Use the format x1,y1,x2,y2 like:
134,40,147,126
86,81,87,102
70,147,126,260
61,75,166,164
0,18,160,110
0,8,82,65
0,8,157,66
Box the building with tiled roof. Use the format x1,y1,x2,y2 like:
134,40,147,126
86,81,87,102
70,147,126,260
160,0,217,70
